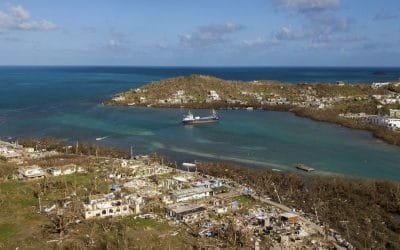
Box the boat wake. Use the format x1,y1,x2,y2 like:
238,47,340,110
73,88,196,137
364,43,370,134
169,146,290,170
96,136,109,141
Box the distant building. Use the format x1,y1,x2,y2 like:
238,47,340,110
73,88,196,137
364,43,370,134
47,164,84,176
372,82,391,88
339,113,368,120
139,96,146,103
112,96,126,102
133,164,172,178
368,115,400,130
386,118,400,130
367,115,387,126
280,213,299,224
175,90,185,97
390,109,400,118
0,147,21,159
206,90,221,102
336,81,345,86
25,147,35,153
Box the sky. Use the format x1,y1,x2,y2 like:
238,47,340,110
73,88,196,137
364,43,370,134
0,0,399,66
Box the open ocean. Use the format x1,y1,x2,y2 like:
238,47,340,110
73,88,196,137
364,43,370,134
1,66,400,180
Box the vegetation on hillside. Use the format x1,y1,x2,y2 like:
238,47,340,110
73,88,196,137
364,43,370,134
108,74,393,106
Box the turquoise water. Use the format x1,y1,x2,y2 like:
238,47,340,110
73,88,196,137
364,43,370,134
1,66,400,180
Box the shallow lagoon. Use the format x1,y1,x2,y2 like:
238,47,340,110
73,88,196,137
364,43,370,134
1,66,400,180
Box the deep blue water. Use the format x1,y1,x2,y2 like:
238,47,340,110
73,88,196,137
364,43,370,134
1,66,400,180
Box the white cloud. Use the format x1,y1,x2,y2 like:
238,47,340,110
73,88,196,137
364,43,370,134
307,14,352,34
82,26,97,34
373,10,399,21
275,26,309,40
106,28,131,52
273,0,341,12
0,5,56,31
241,37,278,48
106,39,128,52
271,0,355,48
180,22,244,48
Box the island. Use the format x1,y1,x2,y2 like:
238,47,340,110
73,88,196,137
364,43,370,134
106,74,400,146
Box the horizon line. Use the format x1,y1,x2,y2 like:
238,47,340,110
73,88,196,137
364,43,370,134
0,65,399,68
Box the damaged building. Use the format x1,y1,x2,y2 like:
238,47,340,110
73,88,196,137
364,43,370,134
82,192,143,219
165,203,207,222
170,187,213,203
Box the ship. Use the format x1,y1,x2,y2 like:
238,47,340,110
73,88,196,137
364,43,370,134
182,110,219,125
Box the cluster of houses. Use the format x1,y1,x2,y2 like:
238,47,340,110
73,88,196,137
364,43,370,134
2,141,351,248
367,115,400,130
156,90,195,105
79,157,340,248
372,82,391,88
371,93,400,105
0,140,58,163
123,85,352,111
339,109,400,130
17,163,86,180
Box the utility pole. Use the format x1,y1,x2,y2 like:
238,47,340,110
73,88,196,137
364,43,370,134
314,206,319,223
130,146,133,160
38,193,42,213
272,183,281,204
75,141,79,154
339,220,350,241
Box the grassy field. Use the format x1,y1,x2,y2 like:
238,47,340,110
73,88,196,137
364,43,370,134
232,195,259,208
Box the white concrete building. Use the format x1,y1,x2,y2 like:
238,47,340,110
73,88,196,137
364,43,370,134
112,96,126,102
47,164,84,176
171,187,213,203
47,167,62,176
390,109,400,118
0,147,21,159
139,96,146,103
61,164,82,175
368,115,400,130
175,90,185,97
372,82,391,88
83,192,143,219
18,165,46,179
386,118,400,130
206,90,221,102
